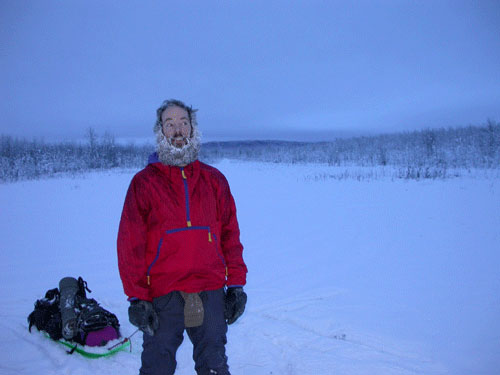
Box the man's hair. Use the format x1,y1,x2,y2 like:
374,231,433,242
153,99,198,134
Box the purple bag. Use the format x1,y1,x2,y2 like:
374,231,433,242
84,326,120,347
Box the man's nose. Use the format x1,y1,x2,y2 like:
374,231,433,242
171,122,186,131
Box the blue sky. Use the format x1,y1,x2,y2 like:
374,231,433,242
1,1,499,141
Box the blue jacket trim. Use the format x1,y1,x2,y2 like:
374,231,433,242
166,226,210,234
147,238,164,276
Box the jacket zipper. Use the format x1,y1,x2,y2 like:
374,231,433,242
147,238,164,286
181,167,191,227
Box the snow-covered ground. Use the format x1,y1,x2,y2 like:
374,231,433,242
1,160,499,375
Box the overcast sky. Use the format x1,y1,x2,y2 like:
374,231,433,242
1,1,499,142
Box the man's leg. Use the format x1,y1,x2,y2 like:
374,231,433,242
186,288,230,375
140,292,185,375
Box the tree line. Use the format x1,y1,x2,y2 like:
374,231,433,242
1,120,499,182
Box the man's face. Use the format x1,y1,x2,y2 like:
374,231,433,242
161,106,192,148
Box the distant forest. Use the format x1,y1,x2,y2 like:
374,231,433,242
1,121,499,182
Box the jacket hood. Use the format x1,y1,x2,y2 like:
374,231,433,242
148,153,199,174
148,152,160,165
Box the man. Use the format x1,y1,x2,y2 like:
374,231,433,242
117,99,248,375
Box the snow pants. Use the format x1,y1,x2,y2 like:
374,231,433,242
140,288,230,375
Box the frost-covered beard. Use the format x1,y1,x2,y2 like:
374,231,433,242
155,126,201,167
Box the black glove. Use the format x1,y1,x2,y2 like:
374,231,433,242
128,300,159,336
224,287,247,325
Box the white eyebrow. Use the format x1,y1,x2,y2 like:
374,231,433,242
164,116,189,121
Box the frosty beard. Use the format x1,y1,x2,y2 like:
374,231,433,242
155,126,201,167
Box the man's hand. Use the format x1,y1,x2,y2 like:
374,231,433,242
224,287,247,325
128,300,159,336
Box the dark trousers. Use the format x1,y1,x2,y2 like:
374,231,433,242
140,288,230,375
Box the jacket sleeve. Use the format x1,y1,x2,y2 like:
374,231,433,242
217,174,248,287
117,175,151,301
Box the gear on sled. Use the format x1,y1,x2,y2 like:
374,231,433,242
28,276,121,347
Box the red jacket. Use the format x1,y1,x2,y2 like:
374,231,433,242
117,158,247,301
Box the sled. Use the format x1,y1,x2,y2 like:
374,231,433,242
44,333,131,359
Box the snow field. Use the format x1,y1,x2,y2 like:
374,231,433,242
0,160,499,374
